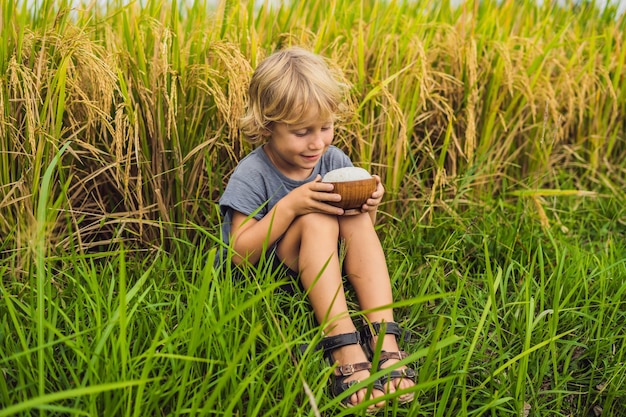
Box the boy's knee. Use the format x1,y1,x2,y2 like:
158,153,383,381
294,212,339,235
338,212,373,238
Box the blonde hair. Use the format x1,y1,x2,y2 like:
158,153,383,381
240,47,345,143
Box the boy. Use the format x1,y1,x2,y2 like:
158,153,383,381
219,47,415,409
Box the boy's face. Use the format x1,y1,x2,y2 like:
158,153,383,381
263,107,334,181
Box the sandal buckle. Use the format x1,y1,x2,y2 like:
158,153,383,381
336,363,355,376
335,361,371,377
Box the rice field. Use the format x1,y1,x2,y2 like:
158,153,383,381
1,0,625,415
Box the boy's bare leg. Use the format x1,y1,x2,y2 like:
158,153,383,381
339,213,415,396
277,212,385,407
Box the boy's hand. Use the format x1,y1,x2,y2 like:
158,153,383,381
358,174,384,213
285,175,345,216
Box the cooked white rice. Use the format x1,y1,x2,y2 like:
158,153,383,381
322,167,371,182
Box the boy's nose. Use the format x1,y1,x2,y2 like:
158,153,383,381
309,131,326,149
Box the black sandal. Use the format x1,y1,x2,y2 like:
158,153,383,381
360,322,416,403
316,331,385,408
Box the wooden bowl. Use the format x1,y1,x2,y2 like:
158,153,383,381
326,177,376,211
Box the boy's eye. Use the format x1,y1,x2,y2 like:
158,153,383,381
292,124,333,136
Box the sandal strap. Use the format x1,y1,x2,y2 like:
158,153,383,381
379,350,409,361
316,331,362,353
378,367,417,385
333,361,372,377
330,369,386,404
377,350,416,385
361,321,411,343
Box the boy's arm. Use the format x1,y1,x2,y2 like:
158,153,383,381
229,202,294,265
229,176,344,265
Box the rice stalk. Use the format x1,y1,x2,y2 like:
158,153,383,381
464,39,478,164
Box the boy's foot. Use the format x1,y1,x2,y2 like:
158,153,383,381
331,342,386,408
318,331,386,410
376,334,416,402
361,322,416,403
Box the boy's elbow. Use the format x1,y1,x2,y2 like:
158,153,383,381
230,231,263,266
231,245,260,266
231,253,245,266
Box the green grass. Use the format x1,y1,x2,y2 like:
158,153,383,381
1,0,626,415
2,191,625,416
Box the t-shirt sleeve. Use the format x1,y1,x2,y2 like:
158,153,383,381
219,166,271,221
322,146,354,173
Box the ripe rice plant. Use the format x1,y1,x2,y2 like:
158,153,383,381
1,0,625,250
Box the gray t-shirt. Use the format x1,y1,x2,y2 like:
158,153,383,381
219,145,353,249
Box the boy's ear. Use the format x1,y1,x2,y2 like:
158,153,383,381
261,125,272,137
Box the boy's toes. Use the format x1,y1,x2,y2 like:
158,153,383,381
393,375,415,402
371,390,386,409
356,387,386,410
379,365,416,403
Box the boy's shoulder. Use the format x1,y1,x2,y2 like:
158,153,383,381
322,145,352,167
325,145,346,156
233,147,270,173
